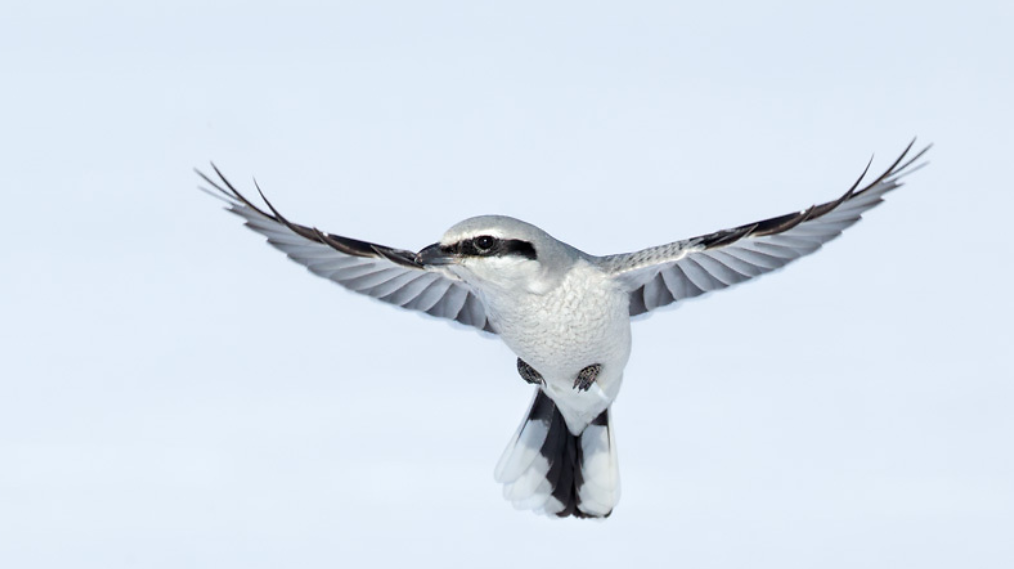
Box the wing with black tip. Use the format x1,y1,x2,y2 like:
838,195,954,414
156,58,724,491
598,141,931,317
198,168,496,333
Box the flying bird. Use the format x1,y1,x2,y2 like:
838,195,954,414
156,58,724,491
199,140,929,519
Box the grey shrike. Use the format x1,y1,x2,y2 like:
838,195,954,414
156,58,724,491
199,140,929,519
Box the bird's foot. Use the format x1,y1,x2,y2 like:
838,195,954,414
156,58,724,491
517,358,544,386
574,363,602,392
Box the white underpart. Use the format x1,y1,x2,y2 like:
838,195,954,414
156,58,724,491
478,259,633,434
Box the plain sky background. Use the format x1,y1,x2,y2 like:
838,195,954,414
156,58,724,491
1,1,1011,567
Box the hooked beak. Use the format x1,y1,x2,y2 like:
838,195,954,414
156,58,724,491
416,243,457,266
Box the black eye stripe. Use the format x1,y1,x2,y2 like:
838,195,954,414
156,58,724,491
500,239,537,260
442,237,538,260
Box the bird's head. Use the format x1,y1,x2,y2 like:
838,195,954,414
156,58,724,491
416,215,578,295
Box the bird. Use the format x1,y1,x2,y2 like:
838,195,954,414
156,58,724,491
198,140,930,519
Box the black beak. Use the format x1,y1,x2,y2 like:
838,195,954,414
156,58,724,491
416,243,456,266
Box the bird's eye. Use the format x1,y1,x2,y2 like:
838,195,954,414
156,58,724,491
473,235,497,252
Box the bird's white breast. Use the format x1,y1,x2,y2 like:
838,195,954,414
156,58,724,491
480,259,632,431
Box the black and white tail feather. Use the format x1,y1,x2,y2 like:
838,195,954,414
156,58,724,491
495,391,619,518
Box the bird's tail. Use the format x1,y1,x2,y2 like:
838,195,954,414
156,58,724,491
494,390,620,518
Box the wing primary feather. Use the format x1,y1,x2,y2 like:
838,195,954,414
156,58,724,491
195,165,231,197
697,223,757,249
370,244,424,269
208,164,277,223
251,179,332,245
195,183,234,206
249,178,405,264
308,226,375,259
854,138,916,197
199,164,495,334
891,142,932,180
196,166,256,210
843,154,875,197
606,140,930,315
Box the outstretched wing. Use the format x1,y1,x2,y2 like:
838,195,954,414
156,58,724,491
198,167,496,333
598,140,931,317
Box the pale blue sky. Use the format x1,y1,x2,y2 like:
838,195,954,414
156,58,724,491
1,1,1011,568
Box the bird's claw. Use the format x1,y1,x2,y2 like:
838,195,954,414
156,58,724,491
517,358,544,386
574,363,602,392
